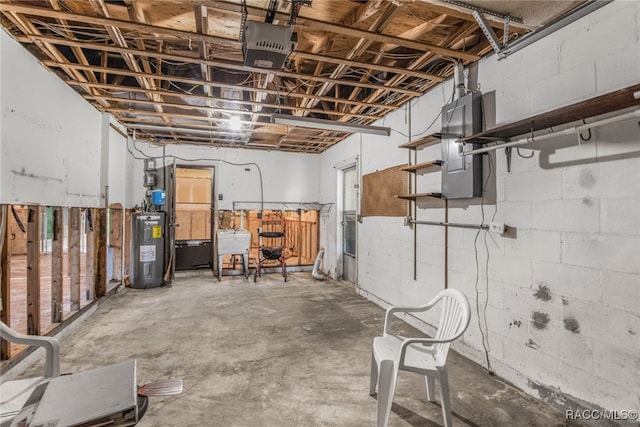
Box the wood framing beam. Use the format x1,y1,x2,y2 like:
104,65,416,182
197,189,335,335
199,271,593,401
0,206,10,359
349,13,450,101
0,3,238,49
414,0,530,30
26,206,40,336
1,10,110,109
46,0,101,86
116,116,345,140
85,209,95,301
87,0,169,123
68,81,392,119
42,60,423,98
298,18,479,62
95,209,108,298
51,207,63,323
194,4,212,98
291,51,444,82
298,1,402,112
192,0,529,32
124,210,131,278
83,88,391,114
349,20,479,117
0,2,481,60
68,207,81,312
26,36,425,99
107,206,123,283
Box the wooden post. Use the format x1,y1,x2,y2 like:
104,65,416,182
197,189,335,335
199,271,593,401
109,207,123,283
124,210,131,277
26,205,41,336
85,209,95,301
297,210,302,266
69,207,81,311
51,207,63,323
95,208,107,297
1,205,11,359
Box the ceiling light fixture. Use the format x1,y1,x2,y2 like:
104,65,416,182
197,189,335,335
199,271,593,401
270,114,390,136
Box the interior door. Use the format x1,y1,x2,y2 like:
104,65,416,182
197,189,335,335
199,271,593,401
155,162,176,284
173,167,213,271
342,166,357,283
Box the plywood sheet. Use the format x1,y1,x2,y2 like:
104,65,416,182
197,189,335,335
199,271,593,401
361,165,408,217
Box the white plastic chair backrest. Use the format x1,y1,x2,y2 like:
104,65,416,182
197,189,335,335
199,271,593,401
432,289,471,361
0,321,60,378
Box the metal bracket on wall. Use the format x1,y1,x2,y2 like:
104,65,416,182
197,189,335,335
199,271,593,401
473,11,504,58
505,146,512,173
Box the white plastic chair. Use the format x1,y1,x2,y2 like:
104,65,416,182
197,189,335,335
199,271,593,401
369,289,471,427
0,321,60,427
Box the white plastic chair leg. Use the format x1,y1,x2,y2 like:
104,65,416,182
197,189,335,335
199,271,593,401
438,367,453,427
376,359,397,427
425,375,436,402
369,351,378,396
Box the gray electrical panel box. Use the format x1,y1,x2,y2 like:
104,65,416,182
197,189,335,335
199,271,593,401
130,212,165,289
441,93,483,199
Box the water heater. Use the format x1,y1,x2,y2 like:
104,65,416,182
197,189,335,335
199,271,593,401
130,212,165,289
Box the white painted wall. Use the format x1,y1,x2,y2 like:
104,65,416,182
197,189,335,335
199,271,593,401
107,118,130,206
128,140,320,211
319,1,640,413
0,30,137,208
0,30,102,206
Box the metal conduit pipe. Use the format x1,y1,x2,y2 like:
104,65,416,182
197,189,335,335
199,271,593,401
462,109,640,156
410,219,489,230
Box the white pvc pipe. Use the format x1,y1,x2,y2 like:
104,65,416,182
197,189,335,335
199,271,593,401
463,109,640,156
454,62,466,100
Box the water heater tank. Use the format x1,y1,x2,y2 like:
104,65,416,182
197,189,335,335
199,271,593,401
130,212,165,289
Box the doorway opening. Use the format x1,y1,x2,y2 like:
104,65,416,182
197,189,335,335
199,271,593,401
339,164,358,283
174,167,214,271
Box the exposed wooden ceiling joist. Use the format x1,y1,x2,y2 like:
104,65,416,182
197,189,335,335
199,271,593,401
0,0,585,152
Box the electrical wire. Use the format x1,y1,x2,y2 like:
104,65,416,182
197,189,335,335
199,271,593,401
127,135,265,215
391,81,455,138
473,153,495,375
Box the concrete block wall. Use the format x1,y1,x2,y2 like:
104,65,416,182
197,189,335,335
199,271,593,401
319,1,640,413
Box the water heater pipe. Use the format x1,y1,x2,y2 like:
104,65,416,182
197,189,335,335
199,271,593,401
454,62,466,100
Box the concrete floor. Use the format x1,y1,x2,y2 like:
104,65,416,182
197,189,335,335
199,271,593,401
12,271,580,426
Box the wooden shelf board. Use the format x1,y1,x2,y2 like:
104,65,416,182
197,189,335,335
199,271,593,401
399,133,441,149
400,160,443,172
396,192,443,200
459,83,640,144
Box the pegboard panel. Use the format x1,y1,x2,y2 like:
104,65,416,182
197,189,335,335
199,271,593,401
361,165,408,217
